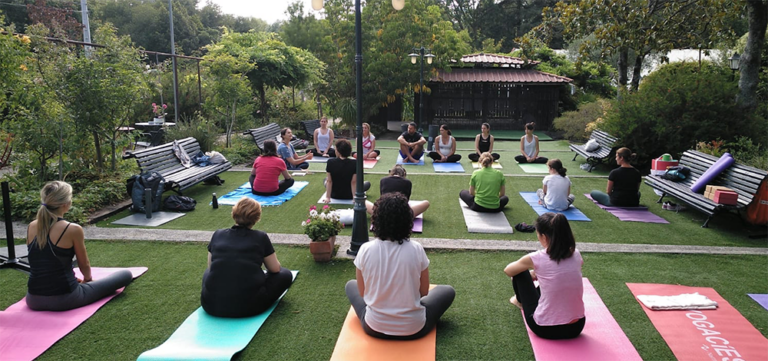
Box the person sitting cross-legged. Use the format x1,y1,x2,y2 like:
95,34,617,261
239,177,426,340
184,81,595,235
365,165,430,218
398,122,427,163
324,139,371,203
459,152,509,213
278,127,313,170
428,124,462,163
250,139,295,196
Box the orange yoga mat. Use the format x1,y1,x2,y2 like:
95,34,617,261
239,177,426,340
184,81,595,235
330,307,436,361
627,283,768,361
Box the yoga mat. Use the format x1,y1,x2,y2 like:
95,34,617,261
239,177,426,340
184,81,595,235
396,156,425,166
217,181,308,206
0,267,148,361
330,304,436,361
471,161,502,169
306,156,332,163
518,163,550,173
584,194,669,224
459,199,513,233
138,271,298,361
363,159,378,169
433,162,465,173
318,192,355,205
413,217,423,233
627,283,768,361
519,192,591,221
525,278,642,361
748,294,768,311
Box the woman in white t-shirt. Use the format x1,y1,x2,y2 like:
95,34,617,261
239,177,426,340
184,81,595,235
536,159,575,211
352,123,380,159
504,213,585,339
346,193,455,340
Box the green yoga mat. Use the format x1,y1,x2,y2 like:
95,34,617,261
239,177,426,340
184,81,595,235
137,271,298,361
517,163,550,173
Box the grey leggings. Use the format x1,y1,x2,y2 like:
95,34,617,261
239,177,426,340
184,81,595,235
25,270,133,311
345,280,455,340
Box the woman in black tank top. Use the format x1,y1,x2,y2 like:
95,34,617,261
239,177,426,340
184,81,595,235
25,181,133,311
468,123,501,162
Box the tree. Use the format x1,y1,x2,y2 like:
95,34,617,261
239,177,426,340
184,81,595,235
202,49,254,147
738,0,768,111
205,30,325,124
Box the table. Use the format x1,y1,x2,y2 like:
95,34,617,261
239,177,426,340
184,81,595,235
134,122,176,131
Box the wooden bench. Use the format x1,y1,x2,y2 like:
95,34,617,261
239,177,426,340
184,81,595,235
300,119,320,142
123,137,232,194
569,130,619,172
243,122,308,152
644,150,767,227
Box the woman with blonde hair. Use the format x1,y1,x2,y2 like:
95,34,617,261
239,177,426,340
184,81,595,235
201,198,292,317
25,181,133,311
459,152,509,212
352,122,380,159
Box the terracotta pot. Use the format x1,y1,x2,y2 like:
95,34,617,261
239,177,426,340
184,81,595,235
309,235,336,262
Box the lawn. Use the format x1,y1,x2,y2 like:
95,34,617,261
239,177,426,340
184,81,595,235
1,242,766,361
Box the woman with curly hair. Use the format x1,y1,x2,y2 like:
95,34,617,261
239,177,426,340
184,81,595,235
346,193,455,340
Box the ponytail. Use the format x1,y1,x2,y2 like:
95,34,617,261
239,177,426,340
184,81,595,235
535,213,576,263
35,181,72,250
547,159,567,177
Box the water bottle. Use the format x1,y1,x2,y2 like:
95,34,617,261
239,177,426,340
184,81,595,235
212,193,218,209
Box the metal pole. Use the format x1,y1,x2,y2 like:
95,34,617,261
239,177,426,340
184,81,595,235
168,0,179,123
80,0,92,58
347,0,369,256
418,47,424,134
1,181,30,272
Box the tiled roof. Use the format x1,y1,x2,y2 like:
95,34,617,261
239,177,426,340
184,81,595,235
459,53,540,67
433,68,572,84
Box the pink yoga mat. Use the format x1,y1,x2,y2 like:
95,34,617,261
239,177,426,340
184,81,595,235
525,278,642,361
0,267,147,361
584,194,668,223
363,159,378,169
627,283,768,361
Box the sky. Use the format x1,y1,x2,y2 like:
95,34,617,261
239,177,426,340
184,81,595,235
201,0,317,24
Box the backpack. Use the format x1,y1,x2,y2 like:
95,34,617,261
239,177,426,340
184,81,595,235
663,166,691,182
163,195,197,212
130,171,166,213
746,178,768,225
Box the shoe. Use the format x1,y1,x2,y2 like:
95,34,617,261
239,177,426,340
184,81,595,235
662,202,686,212
515,222,536,233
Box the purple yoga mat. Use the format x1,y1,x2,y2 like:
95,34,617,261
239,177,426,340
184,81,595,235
748,294,768,311
584,194,669,223
412,218,423,233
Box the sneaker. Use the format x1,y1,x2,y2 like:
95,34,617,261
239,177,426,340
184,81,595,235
663,202,686,212
515,222,536,233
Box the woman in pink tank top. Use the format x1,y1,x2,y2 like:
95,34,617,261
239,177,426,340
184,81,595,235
503,213,585,339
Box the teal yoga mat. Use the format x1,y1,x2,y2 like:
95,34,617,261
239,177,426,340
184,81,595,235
137,271,298,361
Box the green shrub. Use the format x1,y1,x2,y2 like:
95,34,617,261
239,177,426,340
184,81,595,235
727,136,768,170
553,99,613,142
216,134,259,166
601,61,765,169
165,112,220,153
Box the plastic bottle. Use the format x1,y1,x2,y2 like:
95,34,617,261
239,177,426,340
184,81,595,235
212,193,218,209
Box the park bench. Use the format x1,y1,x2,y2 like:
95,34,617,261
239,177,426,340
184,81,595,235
644,150,767,227
243,122,308,152
569,130,619,172
123,137,232,194
300,119,321,142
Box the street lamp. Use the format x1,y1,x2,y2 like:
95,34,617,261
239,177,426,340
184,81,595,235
408,47,435,148
312,0,403,256
728,52,740,81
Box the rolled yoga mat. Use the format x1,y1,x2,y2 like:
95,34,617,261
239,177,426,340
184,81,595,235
217,181,309,206
138,271,298,361
0,267,148,361
524,278,642,361
627,283,768,361
689,153,734,193
459,199,513,234
519,192,591,221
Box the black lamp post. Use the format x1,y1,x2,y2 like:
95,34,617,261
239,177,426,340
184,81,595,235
408,47,435,139
728,52,740,81
312,0,404,256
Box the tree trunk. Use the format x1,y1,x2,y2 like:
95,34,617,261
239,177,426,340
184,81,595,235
617,48,629,98
227,101,237,148
259,85,268,123
630,55,644,91
110,133,117,171
738,0,768,111
93,131,103,171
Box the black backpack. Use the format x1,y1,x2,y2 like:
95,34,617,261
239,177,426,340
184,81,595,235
662,166,691,182
164,195,197,212
130,171,166,213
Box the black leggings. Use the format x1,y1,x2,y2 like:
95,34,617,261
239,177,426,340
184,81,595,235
309,148,336,157
468,153,500,162
514,155,548,164
459,189,509,212
345,280,455,340
249,174,294,196
25,270,133,311
201,267,293,318
511,270,585,339
428,152,462,163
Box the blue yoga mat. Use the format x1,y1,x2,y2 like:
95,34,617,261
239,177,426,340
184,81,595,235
137,271,298,361
396,156,425,166
433,162,465,173
217,181,308,206
519,192,591,221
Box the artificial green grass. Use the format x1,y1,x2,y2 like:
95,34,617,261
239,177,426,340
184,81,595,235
1,242,766,360
98,171,765,248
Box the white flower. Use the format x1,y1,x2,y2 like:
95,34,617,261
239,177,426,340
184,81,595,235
301,221,306,226
310,210,318,217
320,213,328,220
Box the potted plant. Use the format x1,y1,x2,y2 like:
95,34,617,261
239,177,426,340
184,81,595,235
152,103,167,124
302,205,343,262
